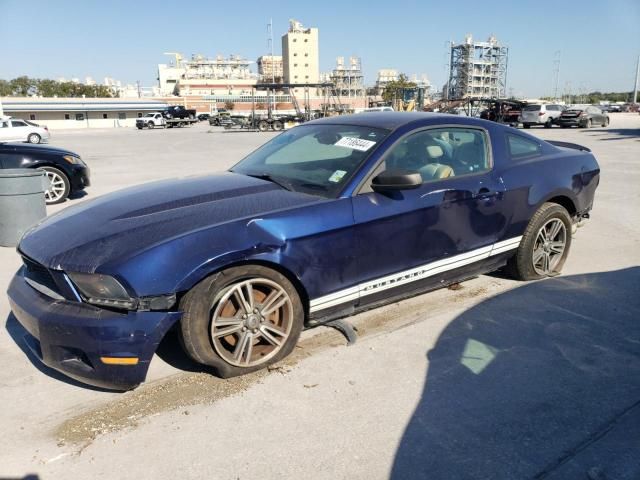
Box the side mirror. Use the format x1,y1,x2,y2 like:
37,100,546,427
371,169,422,192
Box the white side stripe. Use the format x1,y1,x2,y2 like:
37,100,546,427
309,236,523,313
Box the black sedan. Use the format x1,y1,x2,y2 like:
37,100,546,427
0,143,90,204
558,105,610,128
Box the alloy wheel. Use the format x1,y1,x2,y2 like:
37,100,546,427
532,218,567,276
210,278,293,367
43,169,67,203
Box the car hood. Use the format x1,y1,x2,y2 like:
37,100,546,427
0,143,71,156
19,172,324,273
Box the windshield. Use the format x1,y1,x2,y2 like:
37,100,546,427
231,124,390,197
145,113,155,117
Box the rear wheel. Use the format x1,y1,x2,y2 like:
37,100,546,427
27,133,41,144
544,118,553,128
179,265,304,378
272,120,284,131
258,120,269,132
506,203,572,281
602,117,609,127
41,166,70,204
523,124,531,129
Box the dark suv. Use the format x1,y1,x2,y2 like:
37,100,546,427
558,106,610,128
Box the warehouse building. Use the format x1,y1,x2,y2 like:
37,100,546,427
0,98,168,129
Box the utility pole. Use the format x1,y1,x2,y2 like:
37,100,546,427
633,54,639,104
136,80,141,98
552,50,561,101
267,19,275,84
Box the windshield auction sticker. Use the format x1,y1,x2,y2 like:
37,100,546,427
329,170,347,183
335,137,377,152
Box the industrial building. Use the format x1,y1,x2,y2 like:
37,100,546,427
329,57,364,98
447,35,508,99
375,69,399,95
0,98,168,129
157,53,257,97
282,19,320,91
257,56,284,83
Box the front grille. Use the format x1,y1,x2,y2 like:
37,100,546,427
22,255,63,299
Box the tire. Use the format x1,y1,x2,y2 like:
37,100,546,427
603,117,609,127
585,119,592,128
505,202,572,281
148,122,154,129
41,166,71,204
179,265,304,378
272,121,284,131
523,124,531,129
27,133,41,144
258,120,269,132
544,118,553,128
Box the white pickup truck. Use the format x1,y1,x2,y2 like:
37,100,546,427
135,112,197,129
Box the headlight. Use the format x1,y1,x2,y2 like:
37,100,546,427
62,155,84,165
67,272,137,309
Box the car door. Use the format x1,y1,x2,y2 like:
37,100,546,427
351,126,510,307
10,119,29,141
0,119,14,142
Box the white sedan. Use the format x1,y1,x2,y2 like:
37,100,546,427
0,116,50,144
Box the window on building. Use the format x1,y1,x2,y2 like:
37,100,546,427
305,64,308,67
75,113,84,121
304,53,308,57
304,39,308,42
294,63,298,67
64,114,70,120
293,53,297,56
118,112,126,120
138,112,143,118
29,114,36,121
102,113,108,119
292,38,297,42
305,75,309,79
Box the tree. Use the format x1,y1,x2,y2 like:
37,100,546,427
224,100,235,111
382,74,417,103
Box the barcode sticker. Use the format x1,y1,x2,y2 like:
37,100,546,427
334,136,377,152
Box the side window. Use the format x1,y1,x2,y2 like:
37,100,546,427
507,134,542,159
75,113,84,121
11,120,27,127
384,128,490,182
0,121,8,128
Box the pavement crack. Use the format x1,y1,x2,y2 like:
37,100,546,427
533,398,640,479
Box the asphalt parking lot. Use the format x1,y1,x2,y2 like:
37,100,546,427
1,114,639,479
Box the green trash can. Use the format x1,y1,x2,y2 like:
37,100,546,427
0,169,47,247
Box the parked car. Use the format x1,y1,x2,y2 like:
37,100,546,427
0,143,90,204
558,105,609,128
197,113,210,121
8,113,600,390
521,104,565,128
0,116,50,144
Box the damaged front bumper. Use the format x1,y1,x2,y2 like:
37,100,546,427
7,266,181,390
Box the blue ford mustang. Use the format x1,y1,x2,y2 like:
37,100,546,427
7,113,600,390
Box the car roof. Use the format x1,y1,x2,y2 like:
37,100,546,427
306,112,492,131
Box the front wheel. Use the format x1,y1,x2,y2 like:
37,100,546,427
544,118,553,128
257,120,269,132
147,122,154,129
505,203,572,281
41,166,71,204
272,121,284,131
27,133,41,144
603,117,609,127
179,265,304,378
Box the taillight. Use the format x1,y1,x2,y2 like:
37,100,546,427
538,112,545,116
578,111,586,117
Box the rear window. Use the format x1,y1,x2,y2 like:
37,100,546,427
507,134,542,159
524,105,541,111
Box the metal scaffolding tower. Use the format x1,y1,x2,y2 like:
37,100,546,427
329,57,365,98
448,35,508,100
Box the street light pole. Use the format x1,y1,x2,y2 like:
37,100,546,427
633,54,639,105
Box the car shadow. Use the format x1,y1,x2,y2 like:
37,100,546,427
585,127,640,141
4,313,117,392
67,190,88,201
154,329,207,373
391,267,640,479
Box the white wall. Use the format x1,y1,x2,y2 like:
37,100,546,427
6,110,152,130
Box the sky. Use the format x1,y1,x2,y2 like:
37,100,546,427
1,0,639,98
